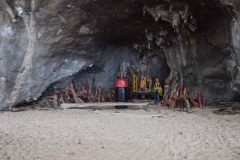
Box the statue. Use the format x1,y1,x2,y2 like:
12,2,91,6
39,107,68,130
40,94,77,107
154,78,162,103
148,77,152,91
154,78,160,90
170,92,178,108
132,74,138,91
143,76,147,89
140,75,146,91
146,76,152,91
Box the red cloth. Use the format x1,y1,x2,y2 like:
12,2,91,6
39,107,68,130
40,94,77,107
115,78,128,87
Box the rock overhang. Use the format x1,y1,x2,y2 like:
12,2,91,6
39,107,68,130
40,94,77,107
0,0,239,109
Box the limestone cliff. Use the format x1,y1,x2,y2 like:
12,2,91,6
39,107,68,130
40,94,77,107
0,0,239,109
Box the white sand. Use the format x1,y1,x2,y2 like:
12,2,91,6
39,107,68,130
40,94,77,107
0,106,240,160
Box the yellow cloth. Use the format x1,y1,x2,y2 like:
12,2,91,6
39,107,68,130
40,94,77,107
158,87,163,96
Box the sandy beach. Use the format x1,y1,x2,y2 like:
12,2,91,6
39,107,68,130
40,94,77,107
0,106,239,160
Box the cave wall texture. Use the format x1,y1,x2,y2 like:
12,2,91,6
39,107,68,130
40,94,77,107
0,0,239,109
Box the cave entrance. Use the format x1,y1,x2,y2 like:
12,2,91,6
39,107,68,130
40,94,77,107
42,44,171,105
40,0,174,103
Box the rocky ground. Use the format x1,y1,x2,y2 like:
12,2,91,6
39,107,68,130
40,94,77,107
0,106,240,160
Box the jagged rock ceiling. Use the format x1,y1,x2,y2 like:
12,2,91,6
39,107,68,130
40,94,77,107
0,0,239,109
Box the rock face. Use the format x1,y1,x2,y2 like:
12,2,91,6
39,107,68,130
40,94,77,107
0,0,239,109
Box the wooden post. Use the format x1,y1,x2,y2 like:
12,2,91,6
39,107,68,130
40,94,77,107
70,83,84,103
189,97,199,108
101,94,105,102
89,84,92,100
61,102,149,109
60,91,65,103
98,86,101,102
53,91,58,107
